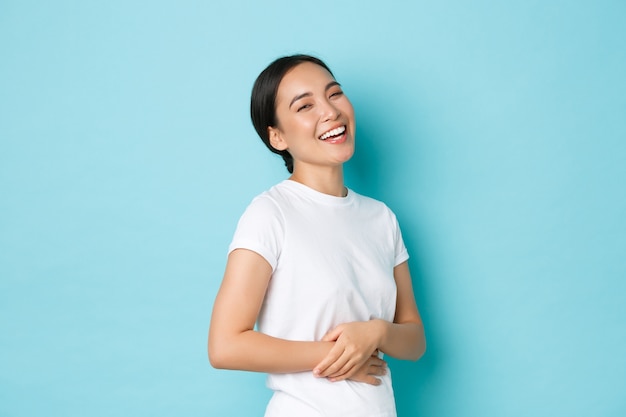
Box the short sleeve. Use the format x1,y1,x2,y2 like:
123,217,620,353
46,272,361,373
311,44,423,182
228,195,284,271
391,211,409,267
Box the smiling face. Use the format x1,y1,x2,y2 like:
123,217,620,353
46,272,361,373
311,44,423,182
268,62,356,174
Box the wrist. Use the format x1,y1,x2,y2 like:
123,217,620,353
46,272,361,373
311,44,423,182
370,319,388,349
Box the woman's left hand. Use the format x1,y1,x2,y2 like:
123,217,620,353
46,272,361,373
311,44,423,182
313,320,384,381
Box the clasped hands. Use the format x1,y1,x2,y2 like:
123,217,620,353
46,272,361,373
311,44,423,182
312,319,387,386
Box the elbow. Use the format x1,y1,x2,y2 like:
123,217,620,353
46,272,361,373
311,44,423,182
208,332,230,369
209,354,227,370
208,339,230,369
410,339,426,361
209,334,248,370
409,324,427,361
404,344,425,362
208,327,251,370
208,348,221,369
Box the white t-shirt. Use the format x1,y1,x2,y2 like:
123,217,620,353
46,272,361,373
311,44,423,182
229,180,409,417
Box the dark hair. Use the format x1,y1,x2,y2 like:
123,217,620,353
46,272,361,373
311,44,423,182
250,54,334,173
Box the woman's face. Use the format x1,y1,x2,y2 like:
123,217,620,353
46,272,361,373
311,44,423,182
268,62,356,172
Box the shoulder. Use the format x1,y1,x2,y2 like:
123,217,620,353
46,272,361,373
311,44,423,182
350,190,398,218
238,185,286,222
246,193,280,214
229,183,289,269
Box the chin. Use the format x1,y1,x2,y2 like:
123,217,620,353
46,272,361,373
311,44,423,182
337,148,355,164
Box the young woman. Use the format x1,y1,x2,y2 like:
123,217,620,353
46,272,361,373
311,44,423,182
208,54,426,417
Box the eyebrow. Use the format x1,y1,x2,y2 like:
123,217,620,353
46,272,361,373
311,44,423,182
288,81,341,109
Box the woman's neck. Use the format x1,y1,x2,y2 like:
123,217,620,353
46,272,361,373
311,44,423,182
289,165,346,197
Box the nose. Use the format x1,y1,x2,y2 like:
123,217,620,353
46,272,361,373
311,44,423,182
320,99,340,122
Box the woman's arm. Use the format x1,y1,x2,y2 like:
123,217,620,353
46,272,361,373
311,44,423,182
314,261,426,380
208,248,334,373
376,260,426,359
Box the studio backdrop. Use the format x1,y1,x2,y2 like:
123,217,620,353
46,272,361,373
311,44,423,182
1,1,625,416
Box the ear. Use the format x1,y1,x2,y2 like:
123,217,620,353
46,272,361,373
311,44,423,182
268,126,288,151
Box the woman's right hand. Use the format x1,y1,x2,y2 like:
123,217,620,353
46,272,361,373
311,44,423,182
313,319,384,381
343,352,387,386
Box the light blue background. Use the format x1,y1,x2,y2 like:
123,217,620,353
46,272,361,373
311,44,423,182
1,1,625,416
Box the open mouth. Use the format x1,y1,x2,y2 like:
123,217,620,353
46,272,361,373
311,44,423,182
318,125,346,141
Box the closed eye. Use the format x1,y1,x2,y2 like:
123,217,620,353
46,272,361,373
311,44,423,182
297,103,312,112
329,90,344,99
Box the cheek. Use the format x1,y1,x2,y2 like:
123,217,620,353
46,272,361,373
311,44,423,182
340,100,355,119
276,112,313,136
286,117,317,135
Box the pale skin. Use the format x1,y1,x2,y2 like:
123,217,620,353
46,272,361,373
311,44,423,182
208,62,426,385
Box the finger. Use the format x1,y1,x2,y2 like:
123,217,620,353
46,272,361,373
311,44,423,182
328,370,384,385
330,356,386,379
328,353,377,380
326,360,358,380
327,351,375,379
366,376,382,386
318,351,356,378
339,375,381,385
366,357,386,367
321,326,343,342
313,346,346,377
368,363,387,376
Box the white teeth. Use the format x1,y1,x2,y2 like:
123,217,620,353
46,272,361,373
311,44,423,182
319,126,346,140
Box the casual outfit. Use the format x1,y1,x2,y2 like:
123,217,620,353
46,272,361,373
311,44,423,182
229,180,409,417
